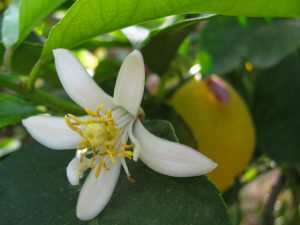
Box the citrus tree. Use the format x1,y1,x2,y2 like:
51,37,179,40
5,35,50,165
0,1,300,224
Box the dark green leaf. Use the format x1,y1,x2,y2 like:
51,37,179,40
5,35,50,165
253,52,300,164
0,93,38,128
0,142,231,224
11,42,43,74
143,102,197,148
41,0,300,59
199,17,300,75
143,119,178,142
142,15,214,74
223,72,252,107
2,0,65,48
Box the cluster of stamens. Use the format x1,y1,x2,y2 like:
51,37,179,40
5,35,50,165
64,104,133,178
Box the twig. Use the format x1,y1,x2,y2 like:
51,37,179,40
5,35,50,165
261,171,286,225
0,74,84,115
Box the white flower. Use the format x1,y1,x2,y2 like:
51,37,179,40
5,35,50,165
22,49,217,221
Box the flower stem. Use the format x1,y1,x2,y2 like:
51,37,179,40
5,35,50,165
26,58,45,91
0,74,84,115
1,48,14,72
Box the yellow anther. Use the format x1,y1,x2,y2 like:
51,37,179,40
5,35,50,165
109,154,116,163
106,108,112,119
64,116,84,136
77,145,87,150
122,143,133,149
89,157,96,168
80,152,87,163
95,160,106,177
124,150,133,156
85,108,97,117
67,114,85,124
96,104,104,117
118,150,133,159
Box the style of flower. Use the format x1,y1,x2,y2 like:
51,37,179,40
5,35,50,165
22,49,217,220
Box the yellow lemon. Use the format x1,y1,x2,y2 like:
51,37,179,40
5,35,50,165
170,75,255,191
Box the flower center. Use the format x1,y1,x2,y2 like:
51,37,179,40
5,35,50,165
64,104,133,178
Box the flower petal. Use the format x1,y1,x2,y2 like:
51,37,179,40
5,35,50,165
66,158,81,185
76,159,121,220
113,50,145,117
22,115,80,149
133,120,217,177
66,157,89,185
53,48,115,110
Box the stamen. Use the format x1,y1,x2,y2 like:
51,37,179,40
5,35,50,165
122,143,133,149
64,104,134,179
121,158,130,176
64,116,84,136
89,157,96,168
80,152,87,163
95,160,105,177
67,114,86,124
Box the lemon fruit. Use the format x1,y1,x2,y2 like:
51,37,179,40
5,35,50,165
169,75,255,191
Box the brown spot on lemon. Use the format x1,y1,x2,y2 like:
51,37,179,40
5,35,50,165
170,75,255,191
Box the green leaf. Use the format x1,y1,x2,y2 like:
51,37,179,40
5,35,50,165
2,0,65,49
41,0,300,59
11,42,43,74
0,143,231,225
253,52,300,164
199,17,300,75
143,119,179,142
142,15,214,74
0,93,38,128
0,137,21,158
143,103,197,148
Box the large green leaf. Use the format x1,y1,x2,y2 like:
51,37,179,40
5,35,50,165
253,52,300,164
199,17,300,75
0,93,38,128
41,0,300,59
0,124,231,224
2,0,65,49
142,15,214,74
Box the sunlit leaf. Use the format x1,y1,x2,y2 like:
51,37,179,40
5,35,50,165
41,0,300,59
2,0,65,49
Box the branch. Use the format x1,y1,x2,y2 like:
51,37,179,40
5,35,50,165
261,171,286,225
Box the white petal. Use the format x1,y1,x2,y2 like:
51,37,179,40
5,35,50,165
76,159,121,220
53,49,115,110
22,115,80,149
66,158,82,185
113,50,145,117
133,120,217,177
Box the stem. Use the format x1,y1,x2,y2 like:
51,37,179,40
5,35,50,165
1,48,14,72
261,172,286,225
0,75,84,115
26,59,45,91
29,90,84,115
